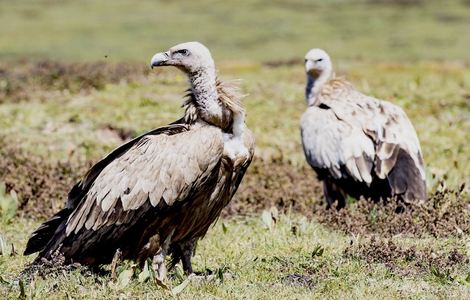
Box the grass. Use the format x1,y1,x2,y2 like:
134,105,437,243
1,216,469,299
0,0,469,62
1,0,470,299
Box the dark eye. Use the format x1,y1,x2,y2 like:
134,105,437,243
315,58,323,62
176,49,189,56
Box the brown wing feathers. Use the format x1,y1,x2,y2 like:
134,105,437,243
23,124,190,256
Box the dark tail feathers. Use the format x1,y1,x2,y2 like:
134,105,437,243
23,208,71,256
387,148,426,202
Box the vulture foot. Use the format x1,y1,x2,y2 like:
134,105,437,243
110,249,122,281
152,230,174,289
152,252,169,289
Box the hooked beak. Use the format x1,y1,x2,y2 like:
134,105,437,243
150,51,171,69
305,59,314,73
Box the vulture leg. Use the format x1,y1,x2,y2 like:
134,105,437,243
169,239,197,275
152,230,174,289
323,180,347,210
178,239,197,275
110,249,122,281
152,250,168,288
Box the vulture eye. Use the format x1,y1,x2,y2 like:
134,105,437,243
175,49,190,56
316,58,323,62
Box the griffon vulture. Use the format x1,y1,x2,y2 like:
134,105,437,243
24,42,255,283
300,48,426,209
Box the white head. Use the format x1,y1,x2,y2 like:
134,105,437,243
304,48,332,78
304,48,333,106
150,41,215,74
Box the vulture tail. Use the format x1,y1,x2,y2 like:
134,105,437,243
387,149,426,202
23,208,71,256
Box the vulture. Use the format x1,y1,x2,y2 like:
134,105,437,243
23,42,255,283
300,48,426,209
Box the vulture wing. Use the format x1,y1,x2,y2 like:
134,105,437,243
24,124,184,255
302,85,425,201
25,124,224,260
325,89,425,181
300,105,375,184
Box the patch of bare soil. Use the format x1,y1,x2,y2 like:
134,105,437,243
344,237,469,277
0,141,90,218
280,273,315,289
263,58,302,68
226,157,322,217
230,157,469,237
100,124,136,142
0,60,149,103
313,184,469,238
260,253,330,289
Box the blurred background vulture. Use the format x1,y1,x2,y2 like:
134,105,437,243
300,48,426,209
23,42,255,283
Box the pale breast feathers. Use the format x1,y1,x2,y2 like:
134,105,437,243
65,126,224,235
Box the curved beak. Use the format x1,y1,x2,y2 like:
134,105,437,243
150,51,171,69
305,59,314,73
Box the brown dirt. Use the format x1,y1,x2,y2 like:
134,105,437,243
313,185,469,238
260,253,330,289
280,273,316,289
0,140,91,218
226,157,322,217
2,141,469,238
0,60,149,103
343,237,469,277
230,157,469,238
263,58,302,68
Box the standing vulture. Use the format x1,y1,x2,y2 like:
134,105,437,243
24,42,255,283
300,48,426,209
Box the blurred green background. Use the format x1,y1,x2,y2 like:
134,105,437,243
1,0,469,63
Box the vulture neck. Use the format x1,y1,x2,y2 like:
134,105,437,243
188,67,223,126
305,67,332,106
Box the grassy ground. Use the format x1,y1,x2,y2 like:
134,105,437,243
1,0,470,62
1,0,470,299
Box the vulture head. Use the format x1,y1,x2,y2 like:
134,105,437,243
150,41,215,74
304,48,333,106
304,48,332,78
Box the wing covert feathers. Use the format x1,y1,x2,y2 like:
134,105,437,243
65,125,224,236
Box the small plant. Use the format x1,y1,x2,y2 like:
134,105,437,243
311,245,325,258
0,234,16,256
0,182,18,224
430,266,454,284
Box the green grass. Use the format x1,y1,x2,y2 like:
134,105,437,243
0,0,469,62
1,0,470,299
1,215,469,299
